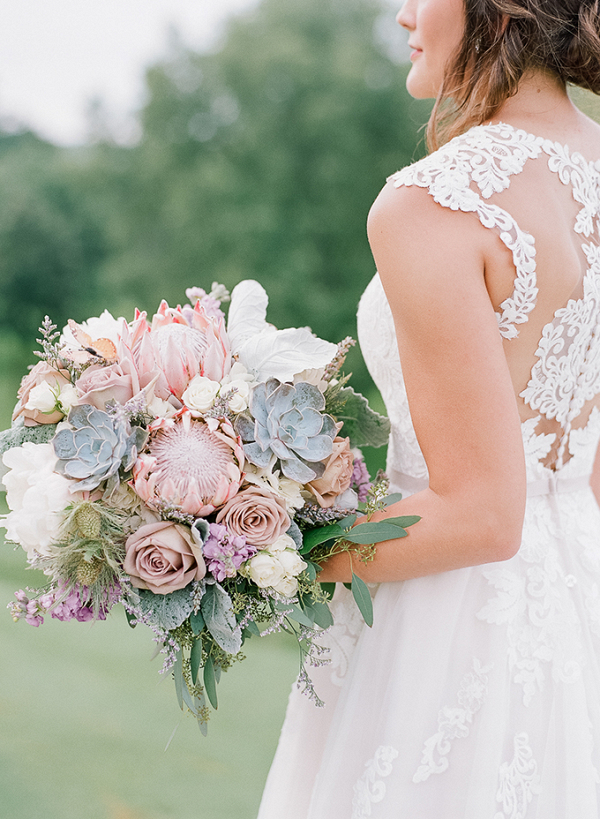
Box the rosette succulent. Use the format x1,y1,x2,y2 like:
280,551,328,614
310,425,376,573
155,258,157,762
53,404,147,495
236,379,337,483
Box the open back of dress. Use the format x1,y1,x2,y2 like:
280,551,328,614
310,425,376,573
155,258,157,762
258,123,600,819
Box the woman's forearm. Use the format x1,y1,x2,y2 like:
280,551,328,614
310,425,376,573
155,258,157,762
316,481,526,584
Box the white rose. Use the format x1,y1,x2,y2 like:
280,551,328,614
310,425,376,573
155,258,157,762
272,575,299,597
25,381,58,413
182,375,221,413
247,552,285,589
267,534,296,555
1,443,74,560
278,548,307,577
57,384,79,414
222,379,251,413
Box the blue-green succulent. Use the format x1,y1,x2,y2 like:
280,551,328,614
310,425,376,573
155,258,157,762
53,404,148,495
236,379,337,483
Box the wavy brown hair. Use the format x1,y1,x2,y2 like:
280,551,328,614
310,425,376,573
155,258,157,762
428,0,600,151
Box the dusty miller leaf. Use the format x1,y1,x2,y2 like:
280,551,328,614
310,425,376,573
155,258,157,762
335,386,390,449
136,587,195,631
200,583,242,654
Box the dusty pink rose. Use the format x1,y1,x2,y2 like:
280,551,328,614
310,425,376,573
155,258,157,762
13,361,72,426
216,486,290,547
123,520,206,594
75,363,135,410
307,436,354,508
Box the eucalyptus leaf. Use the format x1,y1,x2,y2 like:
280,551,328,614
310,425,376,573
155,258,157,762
338,513,357,530
125,609,137,629
275,601,314,628
190,609,205,635
351,573,373,627
385,515,422,529
382,493,404,507
204,655,219,710
201,583,242,654
173,651,184,711
300,523,345,554
344,521,411,544
214,664,222,684
335,386,390,448
303,560,319,582
190,637,203,685
308,599,334,629
244,620,260,637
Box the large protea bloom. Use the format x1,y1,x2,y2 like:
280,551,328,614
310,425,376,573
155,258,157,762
131,412,244,517
150,300,231,398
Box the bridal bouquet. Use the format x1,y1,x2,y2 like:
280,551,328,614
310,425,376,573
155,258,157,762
0,280,418,732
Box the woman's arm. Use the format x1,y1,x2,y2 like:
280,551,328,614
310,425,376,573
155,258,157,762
318,183,527,584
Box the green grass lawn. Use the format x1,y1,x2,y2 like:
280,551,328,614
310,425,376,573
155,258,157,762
0,530,299,819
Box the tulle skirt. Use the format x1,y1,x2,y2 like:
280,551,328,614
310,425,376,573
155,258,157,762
258,486,600,818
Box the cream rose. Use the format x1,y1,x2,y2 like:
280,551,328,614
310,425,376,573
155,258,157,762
13,361,72,426
277,548,307,577
216,486,290,546
182,375,221,413
247,553,285,589
272,574,300,597
307,436,354,508
123,520,206,594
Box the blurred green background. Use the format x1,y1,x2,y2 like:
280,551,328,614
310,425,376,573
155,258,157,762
1,0,598,816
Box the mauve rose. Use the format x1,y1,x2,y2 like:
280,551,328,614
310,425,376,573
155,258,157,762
216,486,290,547
124,520,206,594
13,361,72,426
307,436,354,508
75,363,135,410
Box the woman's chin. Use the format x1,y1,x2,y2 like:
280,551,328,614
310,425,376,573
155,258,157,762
405,67,438,101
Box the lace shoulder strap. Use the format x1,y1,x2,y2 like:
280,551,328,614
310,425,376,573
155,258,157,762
388,124,545,339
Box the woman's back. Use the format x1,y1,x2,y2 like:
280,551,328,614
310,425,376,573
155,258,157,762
386,116,600,477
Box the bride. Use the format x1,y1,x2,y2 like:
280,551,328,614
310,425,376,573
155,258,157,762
259,0,600,816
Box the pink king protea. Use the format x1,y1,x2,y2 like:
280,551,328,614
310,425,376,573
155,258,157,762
132,412,245,517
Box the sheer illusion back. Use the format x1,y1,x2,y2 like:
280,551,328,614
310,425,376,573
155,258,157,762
360,122,600,493
258,122,600,819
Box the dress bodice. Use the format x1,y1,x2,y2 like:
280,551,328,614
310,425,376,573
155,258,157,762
357,122,600,492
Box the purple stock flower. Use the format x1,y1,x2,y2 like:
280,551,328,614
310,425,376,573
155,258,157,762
351,457,372,503
203,522,258,582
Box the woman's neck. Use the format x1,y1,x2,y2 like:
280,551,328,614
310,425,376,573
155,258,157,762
491,70,583,136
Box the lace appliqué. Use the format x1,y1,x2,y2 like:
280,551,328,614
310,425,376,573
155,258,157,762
325,585,370,686
494,733,541,819
351,745,399,819
413,658,492,783
388,124,543,340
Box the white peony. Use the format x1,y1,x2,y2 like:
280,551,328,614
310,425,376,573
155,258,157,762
60,309,123,347
247,552,285,589
1,443,75,560
182,375,221,413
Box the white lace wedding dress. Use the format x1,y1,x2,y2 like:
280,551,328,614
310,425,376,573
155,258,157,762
258,123,600,818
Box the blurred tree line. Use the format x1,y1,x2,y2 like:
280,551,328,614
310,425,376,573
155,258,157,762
0,0,431,451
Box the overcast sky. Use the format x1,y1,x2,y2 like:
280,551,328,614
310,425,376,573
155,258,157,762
0,0,260,145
